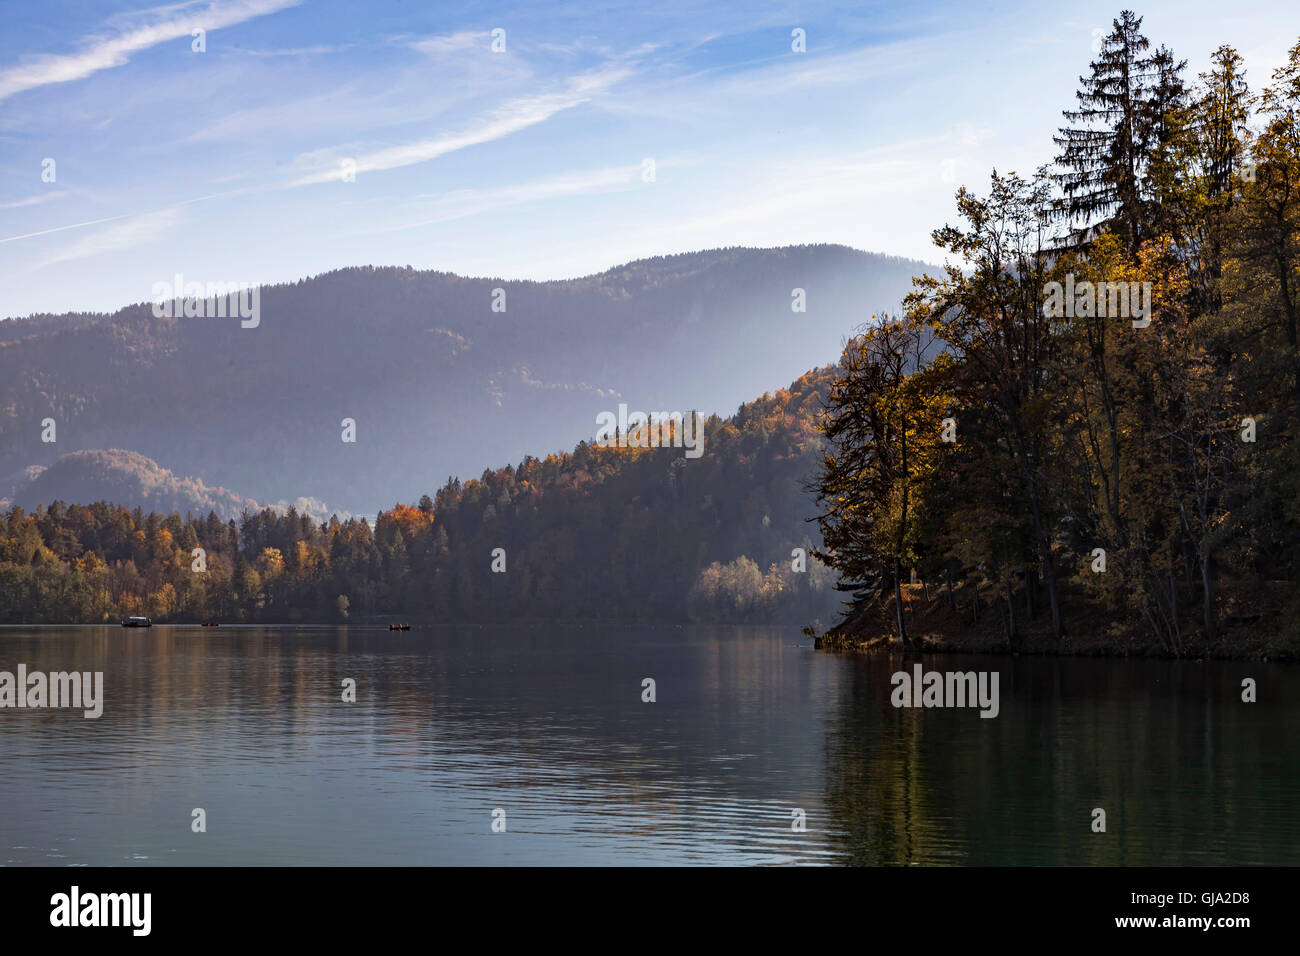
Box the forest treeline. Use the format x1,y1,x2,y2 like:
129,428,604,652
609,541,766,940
0,370,838,625
816,14,1300,658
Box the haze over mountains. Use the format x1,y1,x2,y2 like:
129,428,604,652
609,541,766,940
0,244,926,514
8,449,331,523
11,449,255,521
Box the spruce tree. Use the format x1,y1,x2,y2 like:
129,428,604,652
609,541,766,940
1053,11,1185,252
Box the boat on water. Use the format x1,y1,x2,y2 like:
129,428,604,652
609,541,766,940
121,616,152,628
389,624,411,631
200,621,220,627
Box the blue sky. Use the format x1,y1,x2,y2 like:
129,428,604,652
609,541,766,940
0,0,1295,317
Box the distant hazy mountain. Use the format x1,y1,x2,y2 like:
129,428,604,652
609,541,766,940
0,244,927,513
5,449,338,522
9,449,260,521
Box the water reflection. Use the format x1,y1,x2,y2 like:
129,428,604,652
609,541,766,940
0,627,1294,865
820,652,1300,865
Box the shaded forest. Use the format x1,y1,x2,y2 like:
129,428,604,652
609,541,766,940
816,15,1300,659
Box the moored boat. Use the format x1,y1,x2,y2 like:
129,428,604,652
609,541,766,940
121,616,152,627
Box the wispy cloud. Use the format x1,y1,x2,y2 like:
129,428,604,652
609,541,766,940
32,206,185,269
410,31,488,57
232,43,354,57
0,191,69,210
288,65,635,186
0,187,250,246
0,0,302,102
608,136,972,259
373,163,645,232
0,214,127,244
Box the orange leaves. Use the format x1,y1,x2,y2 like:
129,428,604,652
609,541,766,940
380,502,435,541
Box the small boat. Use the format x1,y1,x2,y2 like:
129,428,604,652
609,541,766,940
121,616,152,628
388,623,411,631
201,621,220,627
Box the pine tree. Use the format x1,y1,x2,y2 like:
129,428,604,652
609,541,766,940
1198,45,1252,201
1053,11,1185,252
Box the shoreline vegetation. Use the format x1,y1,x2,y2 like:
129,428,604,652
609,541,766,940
815,581,1293,661
812,17,1300,663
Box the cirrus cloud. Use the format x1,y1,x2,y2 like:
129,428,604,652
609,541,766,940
0,0,303,102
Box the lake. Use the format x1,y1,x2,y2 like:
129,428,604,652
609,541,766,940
0,625,1296,865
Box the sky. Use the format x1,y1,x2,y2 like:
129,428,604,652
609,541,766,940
0,0,1296,318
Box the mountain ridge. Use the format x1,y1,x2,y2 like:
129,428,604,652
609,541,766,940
0,244,931,326
0,244,927,513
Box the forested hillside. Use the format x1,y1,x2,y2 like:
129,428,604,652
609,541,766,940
0,368,839,625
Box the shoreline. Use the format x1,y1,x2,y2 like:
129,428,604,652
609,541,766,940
815,582,1296,663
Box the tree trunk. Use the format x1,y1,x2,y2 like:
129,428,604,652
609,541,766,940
1201,550,1216,641
1278,247,1297,348
1044,551,1063,641
893,559,909,646
1026,477,1064,642
1004,580,1016,643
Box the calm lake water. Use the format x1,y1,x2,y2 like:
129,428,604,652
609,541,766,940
0,625,1295,866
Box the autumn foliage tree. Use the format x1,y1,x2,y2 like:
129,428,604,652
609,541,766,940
817,22,1300,658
